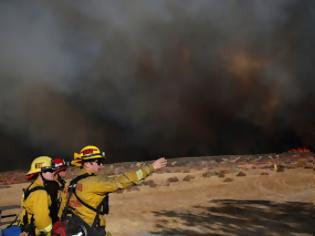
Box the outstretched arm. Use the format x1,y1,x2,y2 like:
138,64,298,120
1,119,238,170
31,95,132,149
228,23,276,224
94,157,168,193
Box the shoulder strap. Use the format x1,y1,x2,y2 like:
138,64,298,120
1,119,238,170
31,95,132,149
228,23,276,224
69,173,95,187
73,190,109,227
73,191,98,212
70,173,100,213
61,173,95,220
23,186,47,200
21,185,46,233
62,173,109,227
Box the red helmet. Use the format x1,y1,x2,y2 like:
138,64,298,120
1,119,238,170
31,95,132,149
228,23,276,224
52,157,68,173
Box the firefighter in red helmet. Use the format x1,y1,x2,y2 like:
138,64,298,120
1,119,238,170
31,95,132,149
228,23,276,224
53,157,68,191
45,157,69,224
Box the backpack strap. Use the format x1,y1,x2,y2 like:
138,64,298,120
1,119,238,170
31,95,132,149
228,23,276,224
69,173,94,187
72,191,109,227
22,185,47,235
61,173,95,220
73,191,98,212
62,173,109,228
23,186,47,200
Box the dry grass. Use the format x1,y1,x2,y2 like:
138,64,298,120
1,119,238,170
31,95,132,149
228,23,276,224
0,153,314,236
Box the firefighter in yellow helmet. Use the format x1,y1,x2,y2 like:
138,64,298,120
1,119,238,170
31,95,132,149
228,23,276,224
19,156,55,236
58,145,167,236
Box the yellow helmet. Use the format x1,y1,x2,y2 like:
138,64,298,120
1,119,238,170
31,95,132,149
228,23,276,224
26,156,53,175
72,145,105,166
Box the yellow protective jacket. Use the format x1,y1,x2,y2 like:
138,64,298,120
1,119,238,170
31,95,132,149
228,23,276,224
19,177,52,236
58,163,154,229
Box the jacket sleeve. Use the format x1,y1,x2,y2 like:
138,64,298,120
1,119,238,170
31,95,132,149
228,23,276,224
32,191,52,235
94,164,155,194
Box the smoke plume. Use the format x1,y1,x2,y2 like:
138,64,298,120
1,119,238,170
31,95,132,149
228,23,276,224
0,0,314,171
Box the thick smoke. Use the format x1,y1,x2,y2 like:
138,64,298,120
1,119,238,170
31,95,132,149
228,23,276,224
0,0,314,171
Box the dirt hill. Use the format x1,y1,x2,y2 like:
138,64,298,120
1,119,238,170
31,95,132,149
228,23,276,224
1,153,314,235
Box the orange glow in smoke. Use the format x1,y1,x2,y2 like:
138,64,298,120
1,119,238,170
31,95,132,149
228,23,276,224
221,49,267,85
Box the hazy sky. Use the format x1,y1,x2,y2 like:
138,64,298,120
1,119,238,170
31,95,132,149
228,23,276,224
0,0,314,171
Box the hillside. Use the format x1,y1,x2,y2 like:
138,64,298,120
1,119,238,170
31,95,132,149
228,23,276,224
0,152,314,235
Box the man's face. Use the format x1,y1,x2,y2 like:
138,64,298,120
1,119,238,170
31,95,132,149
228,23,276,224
42,171,54,181
55,169,67,178
86,159,104,173
59,169,67,177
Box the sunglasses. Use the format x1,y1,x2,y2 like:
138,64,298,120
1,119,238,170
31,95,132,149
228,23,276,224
94,159,105,166
41,167,54,173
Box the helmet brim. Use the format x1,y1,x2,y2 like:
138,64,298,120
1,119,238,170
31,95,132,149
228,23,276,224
84,155,104,160
26,169,39,176
53,166,67,173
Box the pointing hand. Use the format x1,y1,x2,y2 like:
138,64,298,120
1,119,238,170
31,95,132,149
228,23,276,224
152,157,167,170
